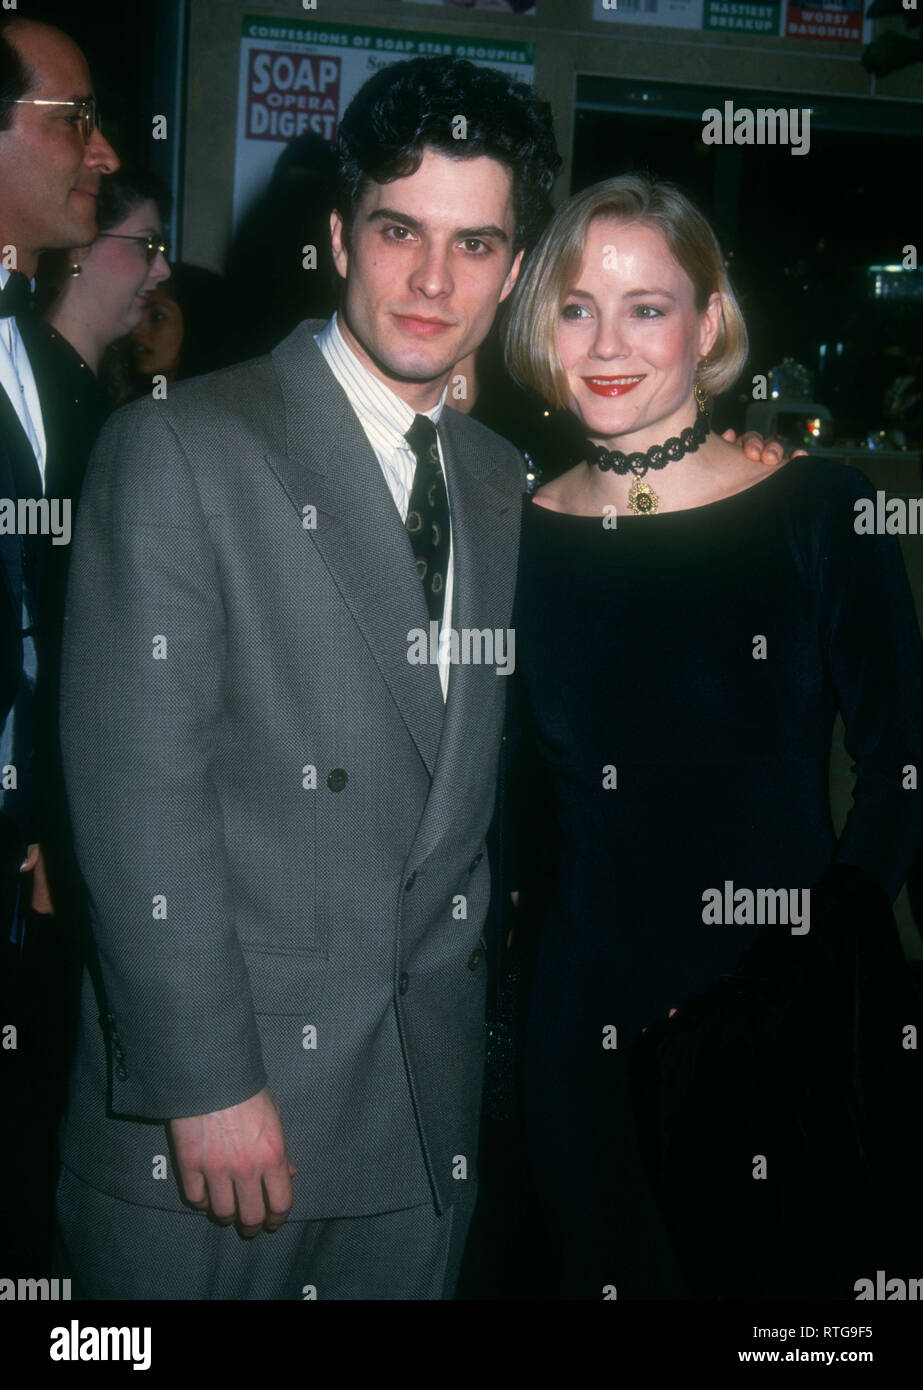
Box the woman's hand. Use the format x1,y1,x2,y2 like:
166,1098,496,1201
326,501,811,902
507,890,520,949
21,842,54,915
721,428,808,466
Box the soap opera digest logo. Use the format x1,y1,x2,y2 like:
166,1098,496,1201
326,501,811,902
245,48,340,143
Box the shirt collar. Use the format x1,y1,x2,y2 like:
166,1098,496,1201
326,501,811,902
0,266,36,291
318,311,447,449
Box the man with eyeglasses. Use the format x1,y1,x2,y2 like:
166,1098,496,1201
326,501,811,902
0,14,118,1272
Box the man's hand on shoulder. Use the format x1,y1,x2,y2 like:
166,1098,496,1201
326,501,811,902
168,1086,297,1237
721,427,808,465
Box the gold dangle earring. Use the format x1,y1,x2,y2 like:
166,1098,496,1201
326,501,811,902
694,357,710,415
68,262,83,278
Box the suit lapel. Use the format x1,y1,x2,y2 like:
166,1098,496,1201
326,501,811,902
409,410,521,868
265,322,445,776
0,375,44,614
0,370,42,502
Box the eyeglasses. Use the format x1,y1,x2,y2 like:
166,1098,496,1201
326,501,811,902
96,233,170,265
13,96,101,143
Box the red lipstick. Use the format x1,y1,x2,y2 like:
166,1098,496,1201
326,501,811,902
583,375,646,398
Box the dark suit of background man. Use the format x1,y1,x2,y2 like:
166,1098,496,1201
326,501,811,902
0,17,118,1274
53,57,560,1300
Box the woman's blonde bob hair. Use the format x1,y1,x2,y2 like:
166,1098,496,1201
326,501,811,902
504,174,749,410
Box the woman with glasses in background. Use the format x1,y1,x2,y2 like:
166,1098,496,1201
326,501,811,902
29,169,173,958
31,167,172,630
37,166,172,502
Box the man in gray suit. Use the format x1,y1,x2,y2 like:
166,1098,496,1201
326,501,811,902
53,57,560,1299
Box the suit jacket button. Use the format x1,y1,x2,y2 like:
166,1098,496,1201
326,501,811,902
326,768,348,792
467,950,482,970
398,972,409,995
404,872,417,891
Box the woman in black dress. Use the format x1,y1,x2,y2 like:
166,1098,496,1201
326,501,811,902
502,175,923,1300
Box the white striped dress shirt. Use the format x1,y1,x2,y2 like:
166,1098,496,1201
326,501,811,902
315,312,454,700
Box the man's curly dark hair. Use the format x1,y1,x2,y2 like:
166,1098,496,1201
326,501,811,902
336,57,561,257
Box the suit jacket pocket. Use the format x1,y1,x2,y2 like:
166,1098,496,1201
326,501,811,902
241,945,329,1017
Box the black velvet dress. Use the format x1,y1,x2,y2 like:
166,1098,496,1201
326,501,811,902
510,456,923,1299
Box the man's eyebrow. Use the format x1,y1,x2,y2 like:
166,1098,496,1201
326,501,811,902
37,93,95,109
367,209,510,243
458,224,509,244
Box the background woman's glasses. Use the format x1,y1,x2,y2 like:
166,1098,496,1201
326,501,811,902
95,234,170,265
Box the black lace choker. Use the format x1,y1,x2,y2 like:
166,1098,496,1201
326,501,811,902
585,411,710,478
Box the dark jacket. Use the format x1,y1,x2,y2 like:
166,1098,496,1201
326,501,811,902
0,317,45,878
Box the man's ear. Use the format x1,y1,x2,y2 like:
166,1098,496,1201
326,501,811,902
498,248,524,305
330,210,348,281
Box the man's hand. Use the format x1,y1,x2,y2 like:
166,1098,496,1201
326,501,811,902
721,427,808,466
20,843,54,915
168,1086,297,1236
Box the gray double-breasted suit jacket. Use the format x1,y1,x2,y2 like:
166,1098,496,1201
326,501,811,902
57,319,524,1222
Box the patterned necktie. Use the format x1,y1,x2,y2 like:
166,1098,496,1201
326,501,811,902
404,413,450,626
0,271,32,318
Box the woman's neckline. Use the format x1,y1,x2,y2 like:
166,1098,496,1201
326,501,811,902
529,456,794,521
46,325,98,378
